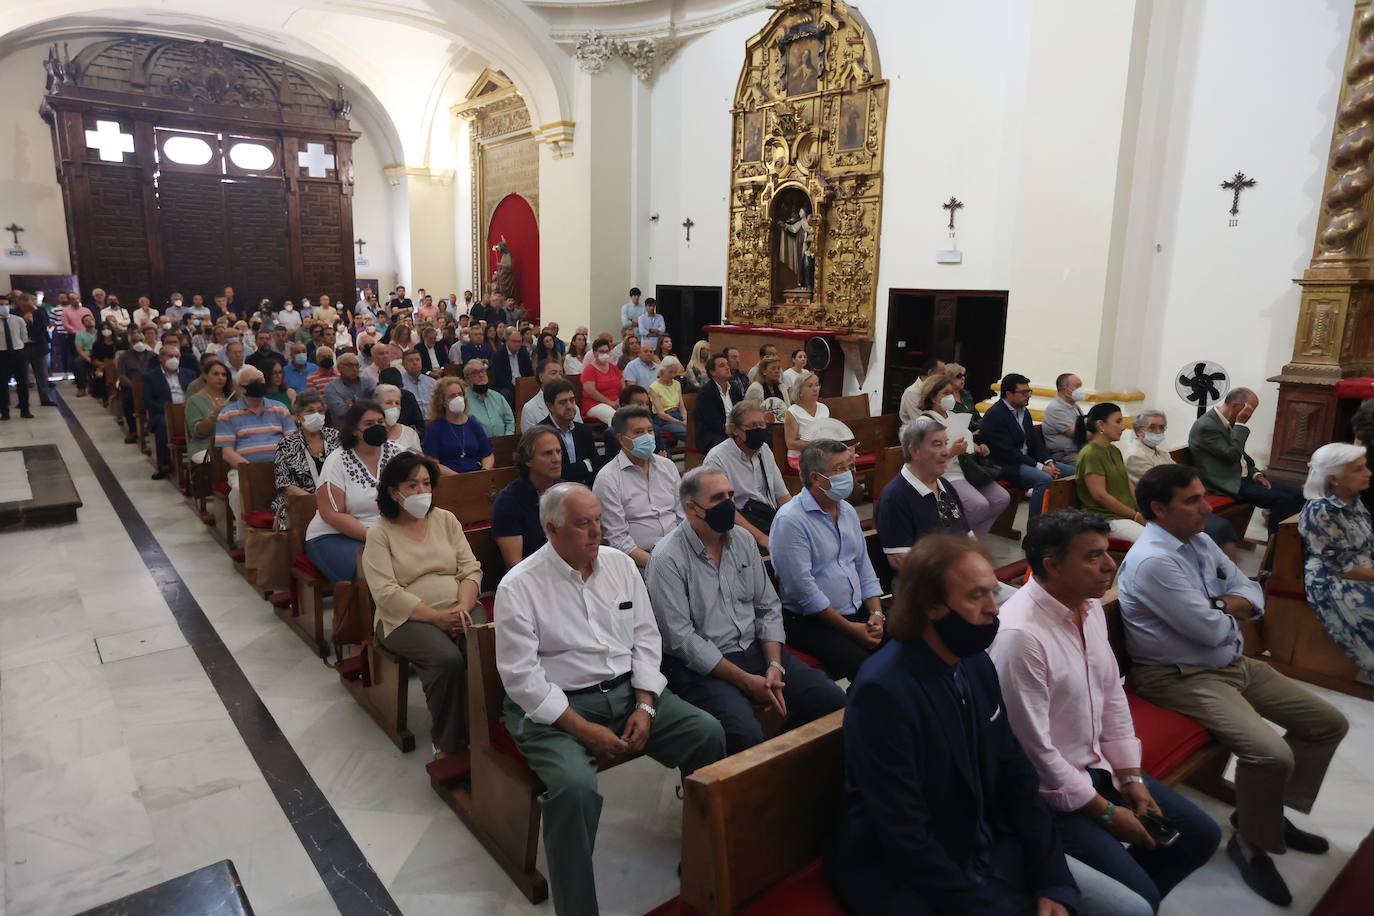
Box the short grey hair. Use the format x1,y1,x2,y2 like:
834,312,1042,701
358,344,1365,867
679,466,730,509
463,358,488,377
900,414,946,462
539,482,593,529
1304,442,1367,500
1134,408,1167,429
1223,386,1256,406
799,438,850,481
293,389,324,414
374,383,401,402
788,370,818,403
336,352,359,367
727,399,765,433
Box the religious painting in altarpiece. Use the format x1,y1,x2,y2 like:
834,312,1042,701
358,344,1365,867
727,0,888,336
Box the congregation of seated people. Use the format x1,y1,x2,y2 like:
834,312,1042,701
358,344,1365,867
24,277,1374,916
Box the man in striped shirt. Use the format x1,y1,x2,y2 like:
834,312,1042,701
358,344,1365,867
215,366,296,541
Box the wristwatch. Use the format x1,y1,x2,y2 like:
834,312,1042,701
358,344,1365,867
767,660,787,674
1210,597,1227,612
635,702,657,720
1119,775,1145,787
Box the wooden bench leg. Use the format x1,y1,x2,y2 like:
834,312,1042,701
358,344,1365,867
211,493,235,548
1183,745,1236,807
282,570,329,658
990,488,1024,540
340,643,416,752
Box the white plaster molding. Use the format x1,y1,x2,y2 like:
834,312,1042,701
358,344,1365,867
572,30,680,81
544,0,770,44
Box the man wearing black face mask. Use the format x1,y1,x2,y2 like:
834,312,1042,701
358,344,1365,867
703,401,791,550
214,365,296,544
646,467,845,754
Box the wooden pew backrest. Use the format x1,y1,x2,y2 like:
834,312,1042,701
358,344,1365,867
286,491,316,558
490,434,517,469
434,467,519,527
236,460,277,514
514,376,539,419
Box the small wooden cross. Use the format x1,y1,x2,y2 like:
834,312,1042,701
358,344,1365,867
682,217,695,243
354,237,366,257
941,196,964,232
4,223,23,247
1220,171,1256,225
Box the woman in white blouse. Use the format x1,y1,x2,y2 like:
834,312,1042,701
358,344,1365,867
374,383,422,453
782,372,852,471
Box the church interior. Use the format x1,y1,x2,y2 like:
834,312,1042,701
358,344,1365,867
5,0,1374,913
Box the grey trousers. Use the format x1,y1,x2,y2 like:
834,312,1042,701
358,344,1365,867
377,605,487,754
1131,655,1348,852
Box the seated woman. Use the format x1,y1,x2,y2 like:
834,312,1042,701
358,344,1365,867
945,361,983,429
377,367,425,432
918,373,1010,537
362,451,484,758
745,356,790,423
304,399,405,582
271,390,340,528
72,313,97,398
1075,402,1146,542
580,337,623,426
264,360,295,409
492,427,565,570
374,383,422,453
89,325,118,404
825,534,1145,916
781,347,808,393
184,358,234,466
684,339,712,392
648,358,687,446
1300,442,1374,682
422,377,495,473
783,371,853,472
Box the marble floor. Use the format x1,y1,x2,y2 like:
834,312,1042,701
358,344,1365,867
0,380,1367,916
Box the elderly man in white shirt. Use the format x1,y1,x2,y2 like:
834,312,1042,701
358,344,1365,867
495,483,726,916
592,405,683,568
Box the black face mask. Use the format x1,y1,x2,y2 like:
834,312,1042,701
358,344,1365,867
472,383,490,394
743,427,771,451
932,608,1000,658
243,380,267,398
362,345,374,358
361,425,388,447
319,358,334,370
699,498,736,534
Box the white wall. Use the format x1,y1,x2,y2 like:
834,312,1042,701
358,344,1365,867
350,125,400,289
0,42,72,283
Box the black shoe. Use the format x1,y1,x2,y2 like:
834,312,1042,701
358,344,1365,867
1227,834,1293,907
151,470,168,481
123,434,136,444
20,410,33,419
1230,811,1330,855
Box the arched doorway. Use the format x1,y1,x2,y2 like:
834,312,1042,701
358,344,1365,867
488,193,540,323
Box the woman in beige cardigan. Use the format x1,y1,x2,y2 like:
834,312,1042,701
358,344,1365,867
362,451,484,758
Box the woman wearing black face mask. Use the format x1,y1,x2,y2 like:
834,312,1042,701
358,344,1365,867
826,535,1083,916
303,399,404,583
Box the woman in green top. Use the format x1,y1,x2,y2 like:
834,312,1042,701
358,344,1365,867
264,361,295,409
72,313,97,397
1075,401,1146,542
185,359,234,464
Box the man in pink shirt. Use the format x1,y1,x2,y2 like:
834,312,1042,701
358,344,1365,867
991,509,1219,913
61,291,94,377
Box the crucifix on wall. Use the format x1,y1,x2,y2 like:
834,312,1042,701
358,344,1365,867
682,217,695,245
4,224,23,248
1220,171,1256,227
354,238,366,256
942,196,963,233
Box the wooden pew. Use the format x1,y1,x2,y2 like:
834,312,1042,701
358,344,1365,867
489,433,517,469
513,376,539,421
433,467,518,528
210,448,235,549
129,372,150,456
234,460,280,589
165,403,190,495
684,393,704,470
347,563,416,752
283,491,330,657
1261,516,1371,699
871,445,903,503
1170,446,1256,544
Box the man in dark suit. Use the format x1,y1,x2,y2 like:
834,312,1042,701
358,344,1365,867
826,535,1080,916
693,352,735,453
1188,387,1304,534
143,344,199,480
724,347,750,402
490,327,533,407
980,372,1074,521
538,378,603,485
415,325,449,374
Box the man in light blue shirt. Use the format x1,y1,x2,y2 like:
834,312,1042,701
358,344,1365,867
770,439,884,681
283,343,316,393
636,298,665,351
1118,464,1346,906
400,350,437,411
622,348,660,389
619,286,644,335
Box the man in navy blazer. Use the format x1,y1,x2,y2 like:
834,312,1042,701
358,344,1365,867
489,327,533,407
980,372,1075,521
538,378,604,485
143,343,199,480
826,534,1081,916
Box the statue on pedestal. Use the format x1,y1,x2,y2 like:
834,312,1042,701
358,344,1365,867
776,205,814,292
490,237,517,301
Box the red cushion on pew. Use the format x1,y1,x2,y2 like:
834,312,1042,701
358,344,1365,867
1203,494,1236,511
785,645,825,670
212,481,231,496
425,750,472,788
996,479,1014,490
739,859,843,916
462,521,491,533
228,547,246,562
1335,377,1374,400
854,453,876,470
994,560,1029,584
490,722,527,765
170,435,186,446
1107,538,1134,553
293,554,322,579
1126,686,1212,779
478,594,496,617
241,510,275,530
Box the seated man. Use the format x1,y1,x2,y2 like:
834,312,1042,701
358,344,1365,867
323,353,375,426
1043,372,1087,464
981,372,1075,520
495,483,726,916
771,439,884,680
621,341,660,390
214,366,296,539
992,509,1220,913
115,327,159,442
489,328,533,407
464,358,515,436
142,344,198,480
1119,464,1348,906
1188,387,1305,535
592,405,683,568
898,356,945,427
538,378,602,485
400,350,437,411
360,343,394,384
492,427,564,571
1124,408,1239,560
520,358,578,431
601,385,651,462
702,401,791,550
647,467,845,754
283,343,316,393
691,352,735,453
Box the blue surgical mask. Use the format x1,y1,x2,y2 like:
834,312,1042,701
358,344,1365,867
821,469,854,501
629,433,657,460
293,353,307,367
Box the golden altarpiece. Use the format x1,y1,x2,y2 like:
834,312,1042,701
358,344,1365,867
725,0,887,338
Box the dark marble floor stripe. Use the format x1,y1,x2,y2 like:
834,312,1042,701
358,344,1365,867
54,391,401,916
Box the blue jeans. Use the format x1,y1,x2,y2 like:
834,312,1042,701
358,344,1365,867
1067,856,1153,916
1003,461,1076,520
305,533,365,583
1056,771,1221,913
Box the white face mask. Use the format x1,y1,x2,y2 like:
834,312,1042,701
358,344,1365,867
938,394,957,412
448,395,466,415
383,406,401,426
1142,431,1166,448
171,300,183,307
133,341,149,352
164,358,179,372
301,412,326,432
401,492,432,518
1070,387,1087,402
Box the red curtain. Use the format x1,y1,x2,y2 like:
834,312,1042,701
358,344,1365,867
488,194,540,322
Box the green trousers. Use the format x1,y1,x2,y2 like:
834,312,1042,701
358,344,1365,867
503,682,726,916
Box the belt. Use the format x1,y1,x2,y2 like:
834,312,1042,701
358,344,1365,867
565,672,631,695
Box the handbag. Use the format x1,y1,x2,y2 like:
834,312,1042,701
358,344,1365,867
958,452,1001,489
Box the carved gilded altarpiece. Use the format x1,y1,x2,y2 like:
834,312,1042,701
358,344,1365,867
727,0,887,335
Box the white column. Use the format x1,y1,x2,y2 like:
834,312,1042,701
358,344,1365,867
385,166,458,295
